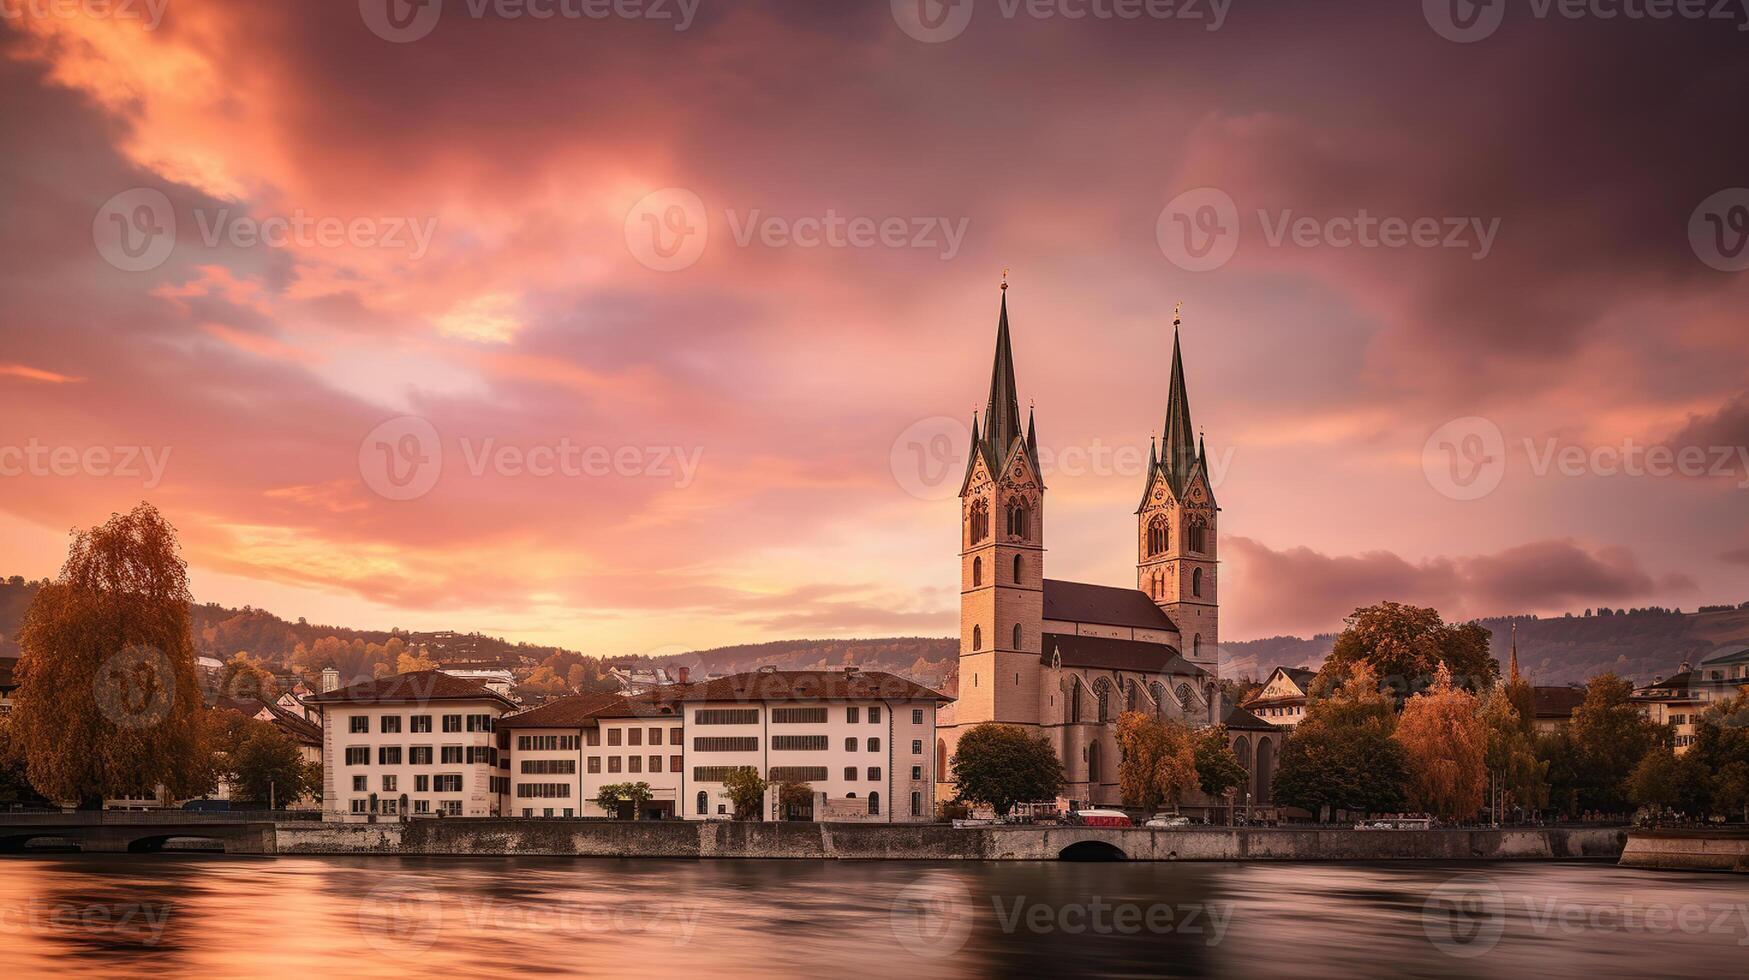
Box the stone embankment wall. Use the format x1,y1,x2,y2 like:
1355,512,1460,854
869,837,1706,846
274,819,1627,861
1618,831,1749,872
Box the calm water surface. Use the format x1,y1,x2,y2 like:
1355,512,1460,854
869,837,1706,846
0,854,1743,978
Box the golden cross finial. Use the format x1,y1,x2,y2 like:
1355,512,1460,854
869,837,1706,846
1001,267,1009,291
1173,300,1183,328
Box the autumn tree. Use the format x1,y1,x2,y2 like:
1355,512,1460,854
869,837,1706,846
721,767,767,820
1478,685,1547,820
395,649,437,675
218,651,278,701
1625,748,1695,815
950,723,1066,817
1273,664,1408,816
1558,673,1664,813
1316,602,1497,703
1192,724,1248,799
1114,712,1198,813
12,504,207,808
221,719,316,808
776,780,814,819
1394,665,1488,820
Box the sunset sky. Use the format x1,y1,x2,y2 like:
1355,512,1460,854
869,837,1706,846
2,2,1746,658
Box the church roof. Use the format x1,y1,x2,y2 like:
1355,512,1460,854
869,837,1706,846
1043,579,1178,632
1139,311,1218,510
1222,704,1277,731
1041,633,1202,676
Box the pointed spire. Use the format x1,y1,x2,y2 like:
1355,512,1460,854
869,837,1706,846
1509,623,1521,683
1025,405,1038,461
1161,304,1197,494
982,284,1024,467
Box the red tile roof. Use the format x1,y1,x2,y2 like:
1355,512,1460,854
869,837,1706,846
304,669,515,709
1043,579,1179,632
500,669,947,728
1532,685,1586,719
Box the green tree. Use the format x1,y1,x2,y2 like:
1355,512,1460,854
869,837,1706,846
218,651,278,702
1193,724,1248,799
1685,686,1749,818
1115,712,1198,813
1273,664,1408,816
11,504,207,808
1316,602,1497,703
950,723,1065,817
227,722,312,808
595,781,655,819
721,767,767,820
1624,747,1707,815
1711,761,1749,822
1562,673,1664,813
1478,686,1548,818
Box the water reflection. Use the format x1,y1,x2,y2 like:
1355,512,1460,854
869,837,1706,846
0,855,1741,978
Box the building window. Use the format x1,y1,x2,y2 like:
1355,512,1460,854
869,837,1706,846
415,775,429,792
608,757,622,773
649,755,662,773
349,716,368,734
1152,682,1166,717
521,759,577,775
772,735,828,751
649,728,662,745
1192,567,1204,597
773,707,827,724
845,737,857,752
1088,742,1102,783
608,729,622,746
867,767,881,781
868,792,881,815
670,754,682,773
587,757,601,774
350,800,368,814
1177,683,1196,712
352,775,367,791
913,709,924,724
382,775,397,792
1147,514,1169,556
411,715,432,733
441,746,463,764
912,739,922,754
870,707,881,723
586,728,601,746
440,801,462,816
378,746,402,765
434,775,462,793
867,737,880,752
1095,679,1111,723
693,736,759,752
845,767,857,781
911,791,922,817
443,715,462,733
381,716,401,734
345,747,368,765
466,714,494,733
973,625,982,651
847,706,861,723
1007,503,1029,539
968,498,990,543
1194,634,1202,658
630,728,644,747
694,709,760,725
972,556,982,587
936,740,947,774
1013,623,1023,650
696,791,708,815
670,727,683,744
629,756,642,773
410,746,433,765
1013,553,1023,582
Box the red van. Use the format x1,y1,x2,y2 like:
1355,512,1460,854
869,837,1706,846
1071,808,1133,827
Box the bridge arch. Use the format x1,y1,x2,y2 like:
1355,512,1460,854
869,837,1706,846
0,832,82,853
1057,839,1127,861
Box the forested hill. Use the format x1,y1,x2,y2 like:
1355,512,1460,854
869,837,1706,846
2,576,1744,688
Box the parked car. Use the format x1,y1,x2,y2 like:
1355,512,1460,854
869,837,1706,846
1071,808,1133,827
1145,814,1191,828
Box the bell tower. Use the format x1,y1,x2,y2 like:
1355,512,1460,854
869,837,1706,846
1137,306,1219,670
958,281,1044,727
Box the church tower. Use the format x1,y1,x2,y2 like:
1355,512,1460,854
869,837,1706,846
957,283,1045,727
1136,307,1219,670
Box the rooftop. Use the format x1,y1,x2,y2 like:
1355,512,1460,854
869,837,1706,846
1043,579,1178,633
1041,633,1200,677
304,669,516,709
501,669,948,727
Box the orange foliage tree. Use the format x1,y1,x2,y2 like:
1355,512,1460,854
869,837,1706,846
1393,663,1487,820
1115,711,1199,813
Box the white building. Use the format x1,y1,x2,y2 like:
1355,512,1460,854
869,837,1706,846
499,667,949,823
308,670,515,820
1243,666,1316,728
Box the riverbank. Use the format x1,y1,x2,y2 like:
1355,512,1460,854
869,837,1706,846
1619,829,1749,872
273,819,1627,861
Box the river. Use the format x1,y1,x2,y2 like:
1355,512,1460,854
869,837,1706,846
0,855,1742,977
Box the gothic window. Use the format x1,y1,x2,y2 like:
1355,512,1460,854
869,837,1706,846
1147,514,1169,556
1151,682,1166,717
1013,554,1023,582
1194,634,1202,658
1126,679,1138,712
972,625,982,651
696,791,707,815
1094,678,1112,723
972,556,982,587
1070,682,1082,723
1187,516,1207,554
968,499,990,543
1012,623,1022,650
1177,683,1196,712
1192,567,1204,597
936,739,947,774
1007,501,1030,539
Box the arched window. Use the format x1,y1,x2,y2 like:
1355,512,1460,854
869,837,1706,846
1147,514,1169,556
1070,683,1082,723
1187,516,1207,554
1192,567,1204,597
1177,683,1196,712
696,791,707,816
936,739,947,775
1194,634,1202,658
1007,502,1030,539
1151,682,1166,717
1088,741,1102,783
1094,678,1111,723
1012,623,1022,650
1126,679,1138,712
968,499,990,543
972,556,982,587
868,792,880,816
972,625,982,651
1013,554,1023,582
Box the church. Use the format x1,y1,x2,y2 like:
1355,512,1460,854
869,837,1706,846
935,285,1277,811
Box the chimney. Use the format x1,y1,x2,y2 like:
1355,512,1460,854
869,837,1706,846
321,667,340,693
677,666,691,685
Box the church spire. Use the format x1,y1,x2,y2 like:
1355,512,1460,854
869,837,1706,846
981,283,1025,468
1160,304,1197,494
1509,622,1521,683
